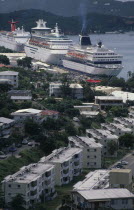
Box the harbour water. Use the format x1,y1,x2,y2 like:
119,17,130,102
70,33,134,80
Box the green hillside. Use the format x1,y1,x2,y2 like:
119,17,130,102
0,9,133,34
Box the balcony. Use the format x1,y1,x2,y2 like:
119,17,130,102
73,169,80,176
62,177,70,185
45,171,51,178
62,162,69,169
74,161,80,168
45,179,51,186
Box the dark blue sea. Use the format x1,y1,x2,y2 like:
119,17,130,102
69,33,134,80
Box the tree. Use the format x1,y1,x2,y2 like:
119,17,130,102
24,119,41,136
119,133,134,148
109,106,128,117
108,77,126,88
126,76,134,91
82,81,95,102
107,140,118,155
95,113,105,124
0,55,10,65
17,57,32,68
60,74,71,98
0,83,12,92
65,123,77,136
80,116,92,129
10,194,25,210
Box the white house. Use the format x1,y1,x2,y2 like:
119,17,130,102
49,82,83,99
95,96,123,109
0,71,19,88
11,108,59,123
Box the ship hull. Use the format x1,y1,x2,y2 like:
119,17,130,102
0,36,24,51
62,60,122,77
25,44,68,65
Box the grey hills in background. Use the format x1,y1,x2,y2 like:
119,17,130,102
0,0,134,17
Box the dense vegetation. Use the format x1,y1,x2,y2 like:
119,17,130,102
0,46,13,53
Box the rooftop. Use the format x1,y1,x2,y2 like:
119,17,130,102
112,90,134,103
110,169,131,174
76,189,134,201
3,163,54,184
11,96,32,100
40,147,82,163
8,90,31,96
95,96,123,101
69,136,102,148
50,82,83,89
0,117,14,124
73,170,109,191
0,71,18,76
86,129,118,140
41,110,59,116
104,123,132,132
14,108,41,114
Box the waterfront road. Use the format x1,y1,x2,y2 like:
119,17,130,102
122,153,134,175
112,152,134,175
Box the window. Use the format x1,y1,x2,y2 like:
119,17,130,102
122,199,128,204
87,156,90,158
94,149,96,152
94,156,96,158
18,185,20,188
87,149,89,152
8,184,11,188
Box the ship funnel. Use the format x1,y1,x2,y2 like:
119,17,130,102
79,34,92,48
8,20,19,32
98,41,102,48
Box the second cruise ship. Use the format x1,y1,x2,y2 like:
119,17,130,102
62,34,123,76
25,19,73,65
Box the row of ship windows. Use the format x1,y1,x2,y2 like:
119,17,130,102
94,59,118,61
95,53,115,55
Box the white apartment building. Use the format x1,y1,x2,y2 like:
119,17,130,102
101,123,132,136
68,136,102,169
86,129,118,157
2,163,56,209
95,96,123,109
72,189,134,210
11,108,59,123
0,117,15,138
114,117,134,134
49,82,83,99
0,71,19,88
40,147,83,186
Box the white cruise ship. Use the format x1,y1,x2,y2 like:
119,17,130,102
24,19,73,65
0,20,31,51
63,34,123,76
